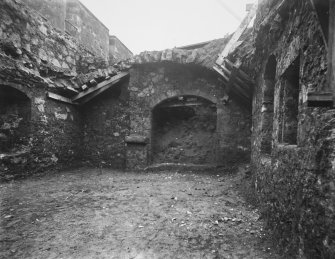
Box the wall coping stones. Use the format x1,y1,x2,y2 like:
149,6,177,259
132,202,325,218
130,36,232,70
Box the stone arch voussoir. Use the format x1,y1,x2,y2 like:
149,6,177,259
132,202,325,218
151,90,217,110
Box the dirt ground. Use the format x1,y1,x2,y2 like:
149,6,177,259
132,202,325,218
0,167,284,259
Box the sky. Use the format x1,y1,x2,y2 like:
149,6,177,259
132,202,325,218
79,0,256,55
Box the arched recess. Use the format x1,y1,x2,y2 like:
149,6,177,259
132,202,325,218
260,55,276,154
151,95,217,165
0,85,31,153
150,89,218,109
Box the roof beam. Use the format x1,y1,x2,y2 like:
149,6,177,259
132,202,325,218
259,0,287,28
216,3,257,66
72,72,129,102
228,68,251,100
77,78,124,105
159,102,208,108
307,92,333,107
214,65,229,82
47,92,76,105
66,86,79,94
224,59,254,84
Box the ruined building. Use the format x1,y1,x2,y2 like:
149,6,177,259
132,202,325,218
0,0,334,258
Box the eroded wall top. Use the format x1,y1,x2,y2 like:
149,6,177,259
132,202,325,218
25,0,110,60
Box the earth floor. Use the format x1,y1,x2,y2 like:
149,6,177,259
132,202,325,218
0,167,285,259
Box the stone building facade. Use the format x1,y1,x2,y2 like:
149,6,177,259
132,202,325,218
0,0,334,258
24,0,109,60
126,62,250,169
24,0,132,62
247,0,335,257
0,0,251,175
109,35,133,64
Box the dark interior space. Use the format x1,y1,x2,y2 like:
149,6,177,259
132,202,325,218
261,55,276,154
0,85,31,153
279,57,300,145
151,95,217,165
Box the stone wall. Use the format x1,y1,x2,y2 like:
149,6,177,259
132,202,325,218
128,62,251,169
0,83,82,180
81,79,129,169
25,0,110,60
0,0,108,179
2,0,249,175
0,0,106,91
24,0,66,33
0,85,31,153
109,35,133,64
66,0,109,60
251,0,335,257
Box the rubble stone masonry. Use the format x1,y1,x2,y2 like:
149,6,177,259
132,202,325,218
127,63,251,169
2,0,334,257
250,0,335,257
0,0,106,178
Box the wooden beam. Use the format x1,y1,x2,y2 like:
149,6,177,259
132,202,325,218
330,0,335,106
227,65,251,101
237,68,254,85
216,4,257,65
218,64,232,76
259,0,287,27
228,64,252,96
232,82,251,100
231,78,251,100
213,65,229,82
235,74,252,93
307,92,333,107
66,86,79,94
47,92,75,105
77,78,123,104
234,77,252,96
225,59,254,84
159,102,206,108
215,62,252,102
72,72,129,102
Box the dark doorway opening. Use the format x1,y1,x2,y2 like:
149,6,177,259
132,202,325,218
278,57,300,145
0,86,31,153
151,96,217,165
261,55,276,154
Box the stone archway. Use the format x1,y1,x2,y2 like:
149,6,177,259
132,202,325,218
126,62,224,170
0,85,31,154
126,61,251,170
151,95,217,165
260,55,276,155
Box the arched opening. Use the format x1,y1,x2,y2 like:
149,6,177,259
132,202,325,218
0,85,31,154
261,55,276,155
151,95,217,165
278,56,300,145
